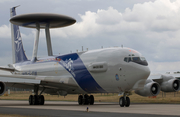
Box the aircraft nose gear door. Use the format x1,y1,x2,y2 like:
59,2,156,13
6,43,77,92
118,67,130,91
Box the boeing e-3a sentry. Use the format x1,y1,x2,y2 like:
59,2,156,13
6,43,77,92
0,6,179,107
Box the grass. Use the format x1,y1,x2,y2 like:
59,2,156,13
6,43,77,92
1,91,180,104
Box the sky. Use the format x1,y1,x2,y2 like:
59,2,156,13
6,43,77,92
0,0,180,73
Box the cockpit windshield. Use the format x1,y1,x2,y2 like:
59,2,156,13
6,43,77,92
124,57,148,66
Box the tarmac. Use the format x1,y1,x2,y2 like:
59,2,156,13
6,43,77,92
0,100,179,117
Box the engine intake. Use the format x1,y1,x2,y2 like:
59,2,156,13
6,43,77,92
135,81,160,97
0,82,6,96
161,79,180,92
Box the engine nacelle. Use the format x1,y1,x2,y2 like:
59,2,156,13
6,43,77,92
0,82,6,96
161,78,180,92
135,81,160,97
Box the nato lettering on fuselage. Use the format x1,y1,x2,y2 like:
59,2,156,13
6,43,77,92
22,71,37,75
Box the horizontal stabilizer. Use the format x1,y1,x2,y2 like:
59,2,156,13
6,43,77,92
0,66,15,72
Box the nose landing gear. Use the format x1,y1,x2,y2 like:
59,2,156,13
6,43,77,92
119,93,130,107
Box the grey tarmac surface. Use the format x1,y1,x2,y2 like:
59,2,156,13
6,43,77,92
0,100,179,117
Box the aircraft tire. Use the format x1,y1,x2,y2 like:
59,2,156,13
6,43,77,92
125,97,130,107
33,95,38,105
39,95,44,105
89,95,94,105
29,95,33,105
83,94,89,105
119,97,125,107
78,95,83,105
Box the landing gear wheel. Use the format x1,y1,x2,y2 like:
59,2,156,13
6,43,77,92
33,95,38,105
30,85,46,105
29,95,33,105
78,94,95,105
119,97,125,107
39,95,45,105
89,95,94,105
78,95,83,105
125,97,130,107
84,94,89,105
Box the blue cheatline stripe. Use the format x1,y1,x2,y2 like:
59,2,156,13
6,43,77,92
56,53,107,93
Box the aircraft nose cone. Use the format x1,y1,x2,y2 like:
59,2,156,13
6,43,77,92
141,66,150,79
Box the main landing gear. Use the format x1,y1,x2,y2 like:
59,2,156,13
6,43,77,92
29,85,45,105
119,93,130,107
78,94,94,105
29,95,44,105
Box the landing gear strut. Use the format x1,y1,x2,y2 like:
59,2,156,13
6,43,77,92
78,94,94,105
119,93,130,107
29,85,45,105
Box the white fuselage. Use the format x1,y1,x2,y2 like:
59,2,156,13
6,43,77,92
13,47,150,94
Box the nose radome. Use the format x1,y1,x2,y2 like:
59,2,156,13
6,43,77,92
141,66,151,79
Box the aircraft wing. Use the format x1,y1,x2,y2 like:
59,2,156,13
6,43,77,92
0,74,76,85
0,73,79,95
148,73,180,84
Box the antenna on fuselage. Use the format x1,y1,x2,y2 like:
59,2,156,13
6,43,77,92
10,13,76,62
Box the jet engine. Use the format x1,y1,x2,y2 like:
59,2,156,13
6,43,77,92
161,75,180,92
0,82,6,96
135,80,160,97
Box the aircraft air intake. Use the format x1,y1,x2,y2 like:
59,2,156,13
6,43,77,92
0,82,6,96
160,75,180,92
134,80,160,97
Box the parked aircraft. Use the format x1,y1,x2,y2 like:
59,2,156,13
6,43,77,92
0,6,179,107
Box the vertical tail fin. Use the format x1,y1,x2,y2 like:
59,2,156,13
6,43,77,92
10,6,28,63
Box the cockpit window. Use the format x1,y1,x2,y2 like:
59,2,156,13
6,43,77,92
132,57,140,62
124,57,132,62
124,57,148,66
124,57,128,62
